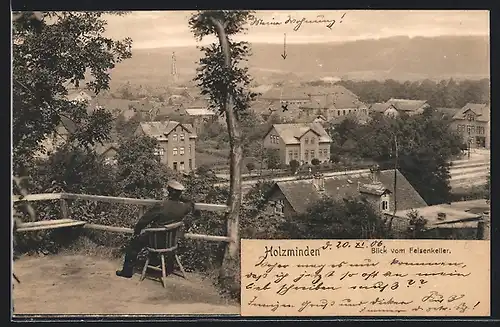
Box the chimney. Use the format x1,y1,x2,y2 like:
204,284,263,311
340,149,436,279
437,212,447,221
312,173,325,192
370,164,381,184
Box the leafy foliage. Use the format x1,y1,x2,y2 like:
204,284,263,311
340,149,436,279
116,136,177,199
265,148,280,170
246,162,255,173
332,109,463,205
192,40,257,120
12,11,132,173
406,209,428,238
282,197,389,239
289,159,300,174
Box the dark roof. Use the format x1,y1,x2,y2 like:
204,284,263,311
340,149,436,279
272,169,427,214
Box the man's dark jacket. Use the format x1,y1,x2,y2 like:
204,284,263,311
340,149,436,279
133,197,194,235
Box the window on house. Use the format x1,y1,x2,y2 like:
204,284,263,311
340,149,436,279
154,147,164,156
293,150,298,159
305,138,309,144
275,200,284,214
173,162,178,171
179,161,185,171
337,110,340,116
305,150,309,161
180,133,185,141
173,147,178,156
381,200,389,211
288,150,293,160
310,150,315,159
173,133,178,141
311,137,315,144
467,125,472,134
180,147,185,155
467,114,475,121
189,159,192,170
189,144,192,154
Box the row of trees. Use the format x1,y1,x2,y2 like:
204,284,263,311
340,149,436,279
337,78,490,108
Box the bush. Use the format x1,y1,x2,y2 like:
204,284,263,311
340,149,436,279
330,154,341,163
289,159,300,174
246,162,255,173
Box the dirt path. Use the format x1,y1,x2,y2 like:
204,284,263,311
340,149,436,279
13,254,240,315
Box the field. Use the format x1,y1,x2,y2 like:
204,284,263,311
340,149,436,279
13,254,239,315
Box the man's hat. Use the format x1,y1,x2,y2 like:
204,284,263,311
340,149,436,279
167,180,185,191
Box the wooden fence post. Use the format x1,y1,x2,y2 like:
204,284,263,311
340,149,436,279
60,199,69,219
138,205,144,219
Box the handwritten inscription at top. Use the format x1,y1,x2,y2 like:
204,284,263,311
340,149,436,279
240,239,489,317
248,13,347,31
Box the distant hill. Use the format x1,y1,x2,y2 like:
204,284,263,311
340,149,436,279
108,35,490,89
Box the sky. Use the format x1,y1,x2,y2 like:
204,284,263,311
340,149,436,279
103,10,490,49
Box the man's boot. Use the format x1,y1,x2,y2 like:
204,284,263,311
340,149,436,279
116,252,135,278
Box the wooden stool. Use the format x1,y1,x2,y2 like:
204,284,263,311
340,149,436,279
140,222,187,288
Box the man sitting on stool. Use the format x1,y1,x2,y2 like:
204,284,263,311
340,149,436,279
116,180,196,279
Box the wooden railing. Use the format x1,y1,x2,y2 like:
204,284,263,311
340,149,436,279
12,193,232,243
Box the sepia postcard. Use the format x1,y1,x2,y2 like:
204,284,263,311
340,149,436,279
11,9,491,320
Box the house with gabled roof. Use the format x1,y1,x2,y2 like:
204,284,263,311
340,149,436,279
450,103,490,149
134,121,197,172
369,102,399,116
299,84,369,122
263,123,332,165
371,98,429,117
262,168,428,235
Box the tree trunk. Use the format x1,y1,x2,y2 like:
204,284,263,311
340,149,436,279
211,19,243,262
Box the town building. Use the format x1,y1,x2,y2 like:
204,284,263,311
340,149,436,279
370,98,429,117
387,204,486,239
262,168,427,222
450,103,490,148
262,123,332,165
301,84,370,120
134,121,197,172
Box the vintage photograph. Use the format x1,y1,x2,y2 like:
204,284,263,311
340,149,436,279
11,10,490,316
